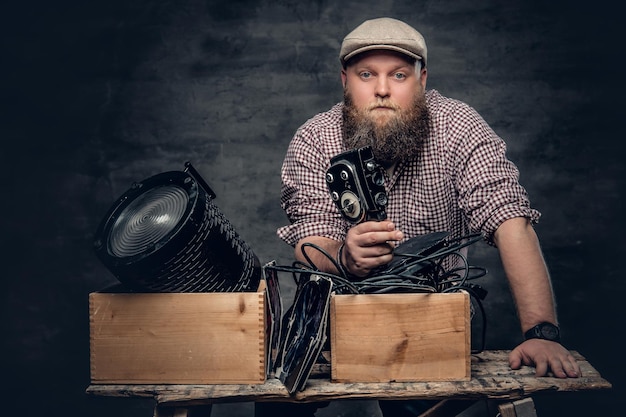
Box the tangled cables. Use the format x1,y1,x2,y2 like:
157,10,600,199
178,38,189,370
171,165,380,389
265,231,489,353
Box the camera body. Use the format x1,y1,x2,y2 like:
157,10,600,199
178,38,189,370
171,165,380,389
325,146,388,223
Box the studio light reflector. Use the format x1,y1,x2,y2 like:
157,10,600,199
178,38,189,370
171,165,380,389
93,162,261,293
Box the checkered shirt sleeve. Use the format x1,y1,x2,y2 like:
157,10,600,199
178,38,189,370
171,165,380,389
277,104,348,246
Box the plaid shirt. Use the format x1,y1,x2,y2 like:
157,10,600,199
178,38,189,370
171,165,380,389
278,89,540,248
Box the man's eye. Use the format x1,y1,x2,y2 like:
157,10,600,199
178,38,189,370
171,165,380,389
360,71,372,79
394,73,406,80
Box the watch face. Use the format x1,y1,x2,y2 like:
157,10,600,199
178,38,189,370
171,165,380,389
540,323,559,340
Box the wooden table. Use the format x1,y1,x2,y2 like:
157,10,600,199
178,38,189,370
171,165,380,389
86,350,611,417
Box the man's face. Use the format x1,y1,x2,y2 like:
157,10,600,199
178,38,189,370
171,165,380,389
341,50,430,167
341,50,427,118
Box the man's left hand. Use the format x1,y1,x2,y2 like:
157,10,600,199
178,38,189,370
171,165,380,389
509,339,581,378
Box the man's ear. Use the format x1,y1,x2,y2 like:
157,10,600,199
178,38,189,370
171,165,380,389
341,69,347,88
420,67,428,89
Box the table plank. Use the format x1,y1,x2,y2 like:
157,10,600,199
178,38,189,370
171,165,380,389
86,350,611,406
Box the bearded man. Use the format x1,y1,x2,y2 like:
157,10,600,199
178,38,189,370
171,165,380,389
270,17,580,417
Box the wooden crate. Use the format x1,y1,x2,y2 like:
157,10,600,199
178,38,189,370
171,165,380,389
330,292,470,382
89,281,267,384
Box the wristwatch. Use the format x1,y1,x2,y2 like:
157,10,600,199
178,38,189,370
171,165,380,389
524,322,561,343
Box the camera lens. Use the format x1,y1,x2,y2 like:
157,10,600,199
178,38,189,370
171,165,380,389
373,172,384,186
375,192,388,207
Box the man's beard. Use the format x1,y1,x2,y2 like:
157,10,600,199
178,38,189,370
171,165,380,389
342,91,430,167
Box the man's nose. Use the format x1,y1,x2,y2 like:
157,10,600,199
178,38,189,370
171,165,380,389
375,77,390,98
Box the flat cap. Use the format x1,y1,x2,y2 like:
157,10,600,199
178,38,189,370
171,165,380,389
340,17,427,66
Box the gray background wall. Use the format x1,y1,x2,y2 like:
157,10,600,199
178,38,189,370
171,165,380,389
2,0,623,416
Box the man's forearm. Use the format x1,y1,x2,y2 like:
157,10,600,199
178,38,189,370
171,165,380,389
295,236,343,274
493,217,558,332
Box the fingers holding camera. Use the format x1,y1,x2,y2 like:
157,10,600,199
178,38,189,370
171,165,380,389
342,221,403,277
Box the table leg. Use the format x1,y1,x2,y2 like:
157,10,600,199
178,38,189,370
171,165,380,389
498,398,537,417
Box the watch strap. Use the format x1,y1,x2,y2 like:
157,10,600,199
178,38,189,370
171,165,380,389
524,322,561,342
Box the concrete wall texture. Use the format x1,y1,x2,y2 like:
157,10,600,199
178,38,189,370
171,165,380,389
2,0,623,416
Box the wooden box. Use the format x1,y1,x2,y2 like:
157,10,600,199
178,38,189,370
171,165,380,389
89,281,267,384
330,292,470,382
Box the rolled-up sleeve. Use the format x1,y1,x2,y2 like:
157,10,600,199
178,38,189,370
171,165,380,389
277,110,348,246
449,104,541,245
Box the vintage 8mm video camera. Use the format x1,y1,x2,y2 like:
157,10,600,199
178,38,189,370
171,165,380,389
325,146,388,223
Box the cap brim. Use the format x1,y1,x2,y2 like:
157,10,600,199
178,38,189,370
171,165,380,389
342,44,422,64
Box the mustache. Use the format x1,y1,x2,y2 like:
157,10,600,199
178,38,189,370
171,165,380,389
366,100,401,111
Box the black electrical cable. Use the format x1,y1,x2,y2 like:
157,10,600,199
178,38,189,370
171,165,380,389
443,284,488,354
264,232,489,353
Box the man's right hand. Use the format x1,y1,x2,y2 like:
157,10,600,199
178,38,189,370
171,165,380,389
341,220,404,277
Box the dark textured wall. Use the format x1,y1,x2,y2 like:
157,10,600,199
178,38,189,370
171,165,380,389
2,1,623,416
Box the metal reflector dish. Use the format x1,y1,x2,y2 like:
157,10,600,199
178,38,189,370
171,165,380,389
93,166,261,293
